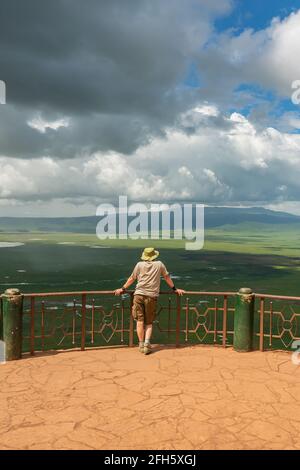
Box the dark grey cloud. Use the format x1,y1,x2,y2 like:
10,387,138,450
0,105,160,157
0,0,232,158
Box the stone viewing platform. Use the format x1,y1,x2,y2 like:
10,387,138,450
0,345,299,450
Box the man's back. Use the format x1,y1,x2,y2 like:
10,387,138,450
131,260,168,298
115,247,184,355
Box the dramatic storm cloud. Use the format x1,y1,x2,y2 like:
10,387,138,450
0,0,231,157
0,0,300,215
1,107,300,209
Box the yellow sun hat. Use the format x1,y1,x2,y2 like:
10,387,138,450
141,247,160,261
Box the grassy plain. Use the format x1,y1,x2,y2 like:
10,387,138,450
1,222,299,351
0,222,299,296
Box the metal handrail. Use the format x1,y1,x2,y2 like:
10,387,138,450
254,293,300,301
21,290,237,298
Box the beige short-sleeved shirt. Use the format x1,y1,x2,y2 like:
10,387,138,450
131,260,169,298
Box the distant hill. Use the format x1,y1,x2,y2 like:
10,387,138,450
0,206,299,233
205,206,300,228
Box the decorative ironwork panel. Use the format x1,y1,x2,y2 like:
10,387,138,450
256,296,300,351
22,292,133,354
152,293,235,347
18,290,300,354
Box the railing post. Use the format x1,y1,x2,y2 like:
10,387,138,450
129,293,134,347
81,294,86,351
0,295,3,341
176,294,181,348
233,287,255,352
0,295,4,363
1,289,23,361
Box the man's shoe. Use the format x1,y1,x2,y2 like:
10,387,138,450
143,343,152,355
139,342,144,353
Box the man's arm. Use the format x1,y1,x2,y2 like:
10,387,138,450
114,276,135,296
163,273,185,296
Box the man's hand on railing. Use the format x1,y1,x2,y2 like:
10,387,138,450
175,289,185,296
114,288,125,296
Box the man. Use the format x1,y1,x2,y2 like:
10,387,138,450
115,247,185,354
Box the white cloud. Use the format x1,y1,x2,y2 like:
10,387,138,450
178,166,193,178
1,106,300,213
198,10,300,106
265,201,300,216
194,104,219,117
28,115,70,133
256,12,300,95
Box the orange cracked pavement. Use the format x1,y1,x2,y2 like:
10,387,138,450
0,345,299,450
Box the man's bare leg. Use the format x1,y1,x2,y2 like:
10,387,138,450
144,324,153,354
136,321,145,352
145,324,153,342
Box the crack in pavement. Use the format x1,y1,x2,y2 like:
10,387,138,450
0,346,299,450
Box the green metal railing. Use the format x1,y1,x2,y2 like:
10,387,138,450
1,287,300,360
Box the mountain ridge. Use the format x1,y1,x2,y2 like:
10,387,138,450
0,206,299,233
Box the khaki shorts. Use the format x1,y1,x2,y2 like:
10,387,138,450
132,294,157,325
